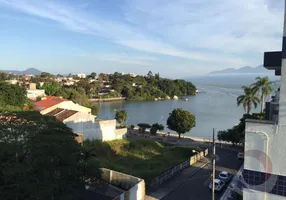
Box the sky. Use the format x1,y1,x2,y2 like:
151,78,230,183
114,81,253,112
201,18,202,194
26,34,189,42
0,0,284,78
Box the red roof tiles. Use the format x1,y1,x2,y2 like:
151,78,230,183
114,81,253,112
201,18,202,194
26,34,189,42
34,96,68,111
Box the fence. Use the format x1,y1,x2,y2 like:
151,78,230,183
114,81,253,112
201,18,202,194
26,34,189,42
149,149,208,188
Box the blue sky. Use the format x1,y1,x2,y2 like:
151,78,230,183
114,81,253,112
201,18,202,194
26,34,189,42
0,0,284,77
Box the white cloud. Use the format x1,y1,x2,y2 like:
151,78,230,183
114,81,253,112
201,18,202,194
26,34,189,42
123,0,284,54
78,53,156,66
0,0,284,73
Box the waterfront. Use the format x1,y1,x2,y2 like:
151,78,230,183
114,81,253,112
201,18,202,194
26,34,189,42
98,85,256,139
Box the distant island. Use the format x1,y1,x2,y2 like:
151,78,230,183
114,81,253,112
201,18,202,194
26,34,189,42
208,65,271,75
0,68,42,75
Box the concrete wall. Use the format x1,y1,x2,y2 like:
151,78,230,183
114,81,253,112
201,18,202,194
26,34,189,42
115,128,128,140
149,149,208,188
101,168,145,200
244,189,285,200
65,117,126,142
245,120,286,176
27,89,45,100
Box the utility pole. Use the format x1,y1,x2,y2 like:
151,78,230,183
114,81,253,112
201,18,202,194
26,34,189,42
212,128,216,200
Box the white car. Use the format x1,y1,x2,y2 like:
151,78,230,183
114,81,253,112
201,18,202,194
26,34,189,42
219,171,232,183
209,179,225,192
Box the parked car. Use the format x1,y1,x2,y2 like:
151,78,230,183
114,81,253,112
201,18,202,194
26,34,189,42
209,179,225,192
237,152,244,160
219,171,232,183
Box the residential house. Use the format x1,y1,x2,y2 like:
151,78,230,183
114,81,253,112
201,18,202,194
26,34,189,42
77,73,86,79
5,79,18,85
35,96,127,141
242,3,286,199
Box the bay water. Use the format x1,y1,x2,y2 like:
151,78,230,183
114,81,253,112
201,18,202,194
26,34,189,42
97,84,254,140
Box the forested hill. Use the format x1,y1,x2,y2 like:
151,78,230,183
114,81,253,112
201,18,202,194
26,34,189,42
108,72,196,100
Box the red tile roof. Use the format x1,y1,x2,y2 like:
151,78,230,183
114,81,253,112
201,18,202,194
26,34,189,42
55,110,78,121
44,108,78,121
34,96,68,111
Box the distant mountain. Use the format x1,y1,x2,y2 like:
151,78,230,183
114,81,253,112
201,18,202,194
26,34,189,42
0,68,42,75
209,65,271,75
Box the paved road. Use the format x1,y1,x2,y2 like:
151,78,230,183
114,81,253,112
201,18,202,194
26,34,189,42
162,148,243,200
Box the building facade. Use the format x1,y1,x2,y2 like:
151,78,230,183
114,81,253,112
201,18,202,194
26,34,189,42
243,1,286,199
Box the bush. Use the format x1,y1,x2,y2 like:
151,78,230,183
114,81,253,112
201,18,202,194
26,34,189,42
150,126,157,135
130,125,135,130
137,123,151,128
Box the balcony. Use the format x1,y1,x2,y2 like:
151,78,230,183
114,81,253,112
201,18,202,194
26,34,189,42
265,90,279,123
263,51,282,73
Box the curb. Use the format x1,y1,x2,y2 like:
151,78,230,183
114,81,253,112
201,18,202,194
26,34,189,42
159,160,211,199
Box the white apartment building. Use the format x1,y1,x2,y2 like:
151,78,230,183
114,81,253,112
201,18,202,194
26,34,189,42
243,1,286,199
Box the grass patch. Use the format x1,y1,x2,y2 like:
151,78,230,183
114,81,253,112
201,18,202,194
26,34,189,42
84,138,201,183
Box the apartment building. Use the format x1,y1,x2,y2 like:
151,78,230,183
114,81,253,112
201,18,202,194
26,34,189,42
243,1,286,199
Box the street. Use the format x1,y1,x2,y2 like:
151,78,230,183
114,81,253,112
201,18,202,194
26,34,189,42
161,148,243,200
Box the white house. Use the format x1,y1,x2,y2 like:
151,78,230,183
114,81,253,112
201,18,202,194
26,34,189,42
77,73,86,79
26,89,45,100
35,96,127,141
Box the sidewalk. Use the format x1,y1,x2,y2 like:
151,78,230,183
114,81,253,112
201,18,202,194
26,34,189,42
146,157,211,200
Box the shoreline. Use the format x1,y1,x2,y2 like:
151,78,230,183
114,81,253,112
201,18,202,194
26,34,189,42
132,128,232,144
89,97,126,102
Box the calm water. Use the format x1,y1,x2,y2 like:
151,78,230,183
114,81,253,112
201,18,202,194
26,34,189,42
98,85,253,140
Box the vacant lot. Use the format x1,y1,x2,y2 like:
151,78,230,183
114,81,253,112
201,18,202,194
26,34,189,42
84,138,200,183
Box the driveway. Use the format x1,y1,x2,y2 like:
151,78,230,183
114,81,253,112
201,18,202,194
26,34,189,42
161,148,243,200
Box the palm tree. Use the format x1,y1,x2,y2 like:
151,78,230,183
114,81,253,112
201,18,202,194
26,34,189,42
237,86,260,114
251,77,273,113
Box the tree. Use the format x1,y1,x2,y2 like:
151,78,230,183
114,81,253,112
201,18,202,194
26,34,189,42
150,123,164,135
251,76,274,113
0,72,8,81
237,86,260,114
167,108,196,139
115,110,127,125
0,82,27,111
40,72,52,78
137,123,151,133
0,111,101,200
147,71,153,78
217,112,265,145
42,82,62,96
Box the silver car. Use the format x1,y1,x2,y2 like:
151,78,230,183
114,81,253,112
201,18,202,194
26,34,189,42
209,179,225,192
219,171,232,183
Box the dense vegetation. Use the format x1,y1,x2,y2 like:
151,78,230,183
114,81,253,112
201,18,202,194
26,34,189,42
41,82,99,115
0,82,34,112
84,138,200,183
217,112,264,145
109,71,197,100
0,111,101,199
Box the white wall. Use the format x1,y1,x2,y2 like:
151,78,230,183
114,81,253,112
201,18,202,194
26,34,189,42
245,121,286,176
57,101,91,114
244,189,285,200
64,117,126,141
40,101,91,115
27,89,45,100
